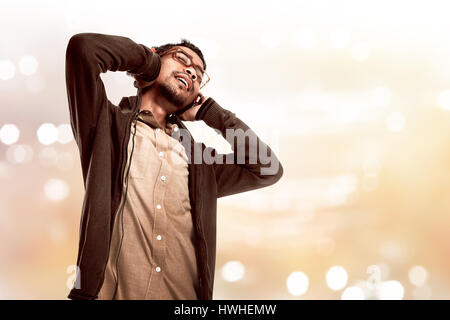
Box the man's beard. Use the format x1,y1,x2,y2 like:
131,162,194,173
154,76,188,108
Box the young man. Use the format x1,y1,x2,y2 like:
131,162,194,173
65,33,283,300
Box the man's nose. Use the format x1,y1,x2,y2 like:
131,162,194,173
185,67,197,81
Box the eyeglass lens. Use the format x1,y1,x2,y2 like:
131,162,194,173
174,51,207,85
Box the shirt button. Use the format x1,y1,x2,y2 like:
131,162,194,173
156,204,161,210
156,267,161,272
155,128,161,133
159,151,164,157
161,175,166,181
174,127,179,132
156,235,162,240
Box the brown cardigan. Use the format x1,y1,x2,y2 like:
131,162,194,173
65,32,283,300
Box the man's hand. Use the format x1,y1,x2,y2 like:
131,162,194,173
180,93,208,121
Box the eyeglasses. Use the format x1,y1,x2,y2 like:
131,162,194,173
160,48,210,89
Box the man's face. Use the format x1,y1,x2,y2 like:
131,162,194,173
153,46,205,111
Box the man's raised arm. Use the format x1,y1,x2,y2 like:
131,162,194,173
65,32,160,162
195,98,283,198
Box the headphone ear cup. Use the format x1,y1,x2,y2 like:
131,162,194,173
174,95,202,116
175,101,194,116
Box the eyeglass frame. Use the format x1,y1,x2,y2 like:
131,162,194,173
159,47,210,89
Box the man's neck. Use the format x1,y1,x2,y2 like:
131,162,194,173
139,88,172,128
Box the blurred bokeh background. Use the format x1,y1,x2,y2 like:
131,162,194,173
1,0,450,299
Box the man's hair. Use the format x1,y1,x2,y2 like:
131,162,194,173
153,39,206,70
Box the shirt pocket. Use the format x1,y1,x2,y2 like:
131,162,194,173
129,135,152,179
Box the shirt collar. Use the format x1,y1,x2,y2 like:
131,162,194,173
137,109,179,136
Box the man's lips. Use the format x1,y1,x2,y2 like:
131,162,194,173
174,73,192,91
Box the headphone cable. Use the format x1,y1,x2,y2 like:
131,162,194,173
112,109,140,299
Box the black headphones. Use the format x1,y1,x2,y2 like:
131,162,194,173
173,95,202,117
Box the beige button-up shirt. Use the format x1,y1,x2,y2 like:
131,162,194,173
97,109,199,300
